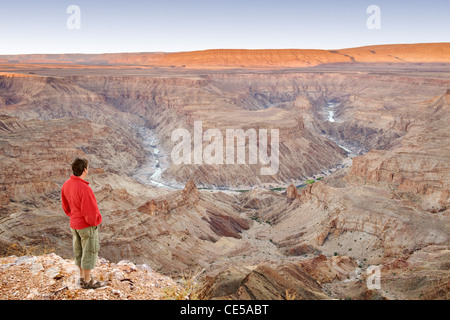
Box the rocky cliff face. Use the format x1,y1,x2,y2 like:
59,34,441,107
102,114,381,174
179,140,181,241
349,90,450,212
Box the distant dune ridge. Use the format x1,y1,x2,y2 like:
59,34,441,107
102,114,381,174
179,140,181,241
1,43,449,68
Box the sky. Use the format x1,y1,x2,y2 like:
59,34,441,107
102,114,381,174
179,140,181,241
0,0,449,54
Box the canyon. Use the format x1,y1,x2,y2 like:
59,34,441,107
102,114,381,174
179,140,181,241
0,43,449,300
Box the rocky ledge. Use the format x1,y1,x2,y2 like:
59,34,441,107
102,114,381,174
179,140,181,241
0,253,179,300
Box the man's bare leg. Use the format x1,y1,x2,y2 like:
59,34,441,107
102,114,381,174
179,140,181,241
83,269,91,282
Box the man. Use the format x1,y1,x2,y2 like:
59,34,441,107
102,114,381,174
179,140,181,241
61,158,106,289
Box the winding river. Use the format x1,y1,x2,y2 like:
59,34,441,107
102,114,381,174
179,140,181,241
326,101,336,122
132,101,358,193
132,127,177,189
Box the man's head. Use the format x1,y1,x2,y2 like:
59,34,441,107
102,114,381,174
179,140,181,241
72,158,89,177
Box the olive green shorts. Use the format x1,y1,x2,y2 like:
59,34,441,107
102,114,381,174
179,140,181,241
71,226,100,270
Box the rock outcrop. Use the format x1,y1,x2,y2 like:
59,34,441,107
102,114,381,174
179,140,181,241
199,255,369,300
286,183,300,200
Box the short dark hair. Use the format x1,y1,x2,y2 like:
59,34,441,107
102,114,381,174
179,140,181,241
72,158,89,176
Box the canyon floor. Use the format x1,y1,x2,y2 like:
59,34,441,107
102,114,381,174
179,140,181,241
0,46,449,300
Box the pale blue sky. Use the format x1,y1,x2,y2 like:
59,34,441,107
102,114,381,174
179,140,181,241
0,0,448,54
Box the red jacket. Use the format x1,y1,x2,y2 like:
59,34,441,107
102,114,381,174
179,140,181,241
61,175,102,229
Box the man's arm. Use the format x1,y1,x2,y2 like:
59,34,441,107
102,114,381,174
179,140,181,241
61,187,71,217
80,186,102,227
